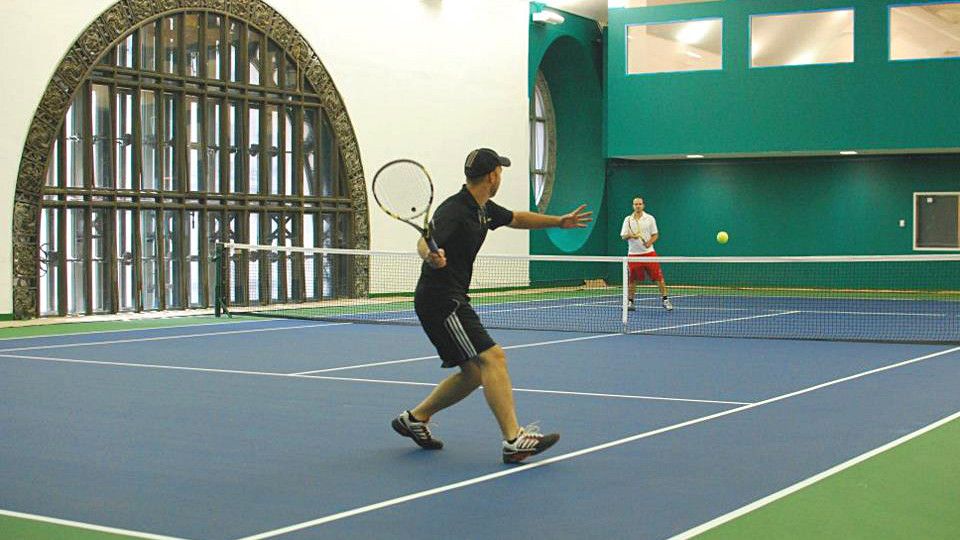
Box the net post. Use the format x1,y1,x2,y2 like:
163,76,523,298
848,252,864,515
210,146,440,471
621,258,629,332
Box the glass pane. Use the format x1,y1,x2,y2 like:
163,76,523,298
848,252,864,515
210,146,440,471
229,100,243,193
161,15,179,75
140,22,157,71
116,34,134,68
206,14,223,79
534,86,544,117
248,28,262,85
319,112,335,196
267,40,281,87
46,139,59,187
164,210,182,308
116,208,135,311
91,208,111,313
206,98,221,193
284,108,295,196
115,89,135,190
65,92,84,188
248,212,260,302
39,208,59,316
188,210,202,307
141,209,160,310
163,93,177,191
627,19,723,74
534,122,546,169
229,20,242,83
338,212,351,248
248,103,260,194
187,95,203,191
267,104,280,195
302,108,317,196
140,90,159,190
66,208,86,315
185,14,200,77
284,55,298,90
751,10,854,68
206,212,222,305
303,213,318,300
92,84,113,188
322,214,333,298
890,3,960,61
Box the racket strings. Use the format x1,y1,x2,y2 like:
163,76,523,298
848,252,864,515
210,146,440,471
374,162,433,220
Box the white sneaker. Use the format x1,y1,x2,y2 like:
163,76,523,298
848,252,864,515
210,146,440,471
502,424,560,464
662,298,673,311
392,411,443,450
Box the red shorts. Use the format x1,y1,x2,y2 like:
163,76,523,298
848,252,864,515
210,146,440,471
628,252,663,282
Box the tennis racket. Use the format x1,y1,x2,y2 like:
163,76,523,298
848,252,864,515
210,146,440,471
372,159,439,252
628,217,649,245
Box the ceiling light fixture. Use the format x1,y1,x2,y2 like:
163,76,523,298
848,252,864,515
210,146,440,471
687,154,705,159
840,151,858,155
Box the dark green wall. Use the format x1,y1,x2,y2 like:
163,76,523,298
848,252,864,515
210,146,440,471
529,5,606,255
606,154,960,289
607,1,960,157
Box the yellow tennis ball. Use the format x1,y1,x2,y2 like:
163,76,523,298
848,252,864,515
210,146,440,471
716,231,729,244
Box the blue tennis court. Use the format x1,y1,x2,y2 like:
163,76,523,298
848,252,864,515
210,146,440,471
2,317,959,539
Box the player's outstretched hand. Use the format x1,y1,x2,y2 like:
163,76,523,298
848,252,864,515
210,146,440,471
426,248,446,269
559,204,593,229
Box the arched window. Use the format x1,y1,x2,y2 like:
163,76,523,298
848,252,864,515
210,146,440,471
530,70,556,213
36,12,355,316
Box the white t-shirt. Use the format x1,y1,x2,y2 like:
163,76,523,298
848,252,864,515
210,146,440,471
621,212,658,254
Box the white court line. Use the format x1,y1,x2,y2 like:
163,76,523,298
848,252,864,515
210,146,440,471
0,322,350,353
292,311,800,375
630,311,801,334
0,508,190,540
0,353,741,405
670,408,960,539
234,345,960,540
0,316,270,342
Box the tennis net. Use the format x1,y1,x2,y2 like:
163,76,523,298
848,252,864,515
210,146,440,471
216,243,960,344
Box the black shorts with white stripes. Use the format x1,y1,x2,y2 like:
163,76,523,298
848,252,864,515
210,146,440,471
414,296,496,368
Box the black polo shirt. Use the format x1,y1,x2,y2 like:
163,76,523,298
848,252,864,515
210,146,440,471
415,186,514,301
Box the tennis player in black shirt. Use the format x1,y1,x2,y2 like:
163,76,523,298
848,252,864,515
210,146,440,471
392,148,592,463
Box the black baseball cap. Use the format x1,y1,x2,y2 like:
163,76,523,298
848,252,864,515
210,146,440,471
464,148,511,178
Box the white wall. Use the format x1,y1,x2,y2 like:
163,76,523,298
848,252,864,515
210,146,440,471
0,0,531,315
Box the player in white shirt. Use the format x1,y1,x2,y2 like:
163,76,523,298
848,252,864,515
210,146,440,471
620,197,672,311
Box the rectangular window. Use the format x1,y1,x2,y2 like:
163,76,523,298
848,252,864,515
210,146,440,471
751,9,854,68
91,85,113,188
141,209,160,310
164,210,182,308
890,3,960,61
248,29,263,85
140,90,159,190
90,208,111,313
39,208,60,316
206,14,223,79
163,93,178,191
914,192,960,250
115,89,135,190
116,209,136,311
627,19,723,74
248,103,261,194
184,14,201,77
65,92,85,188
206,98,221,193
187,95,203,192
625,0,720,6
161,15,179,75
140,22,157,71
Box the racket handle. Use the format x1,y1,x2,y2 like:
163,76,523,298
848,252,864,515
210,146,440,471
426,236,439,253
